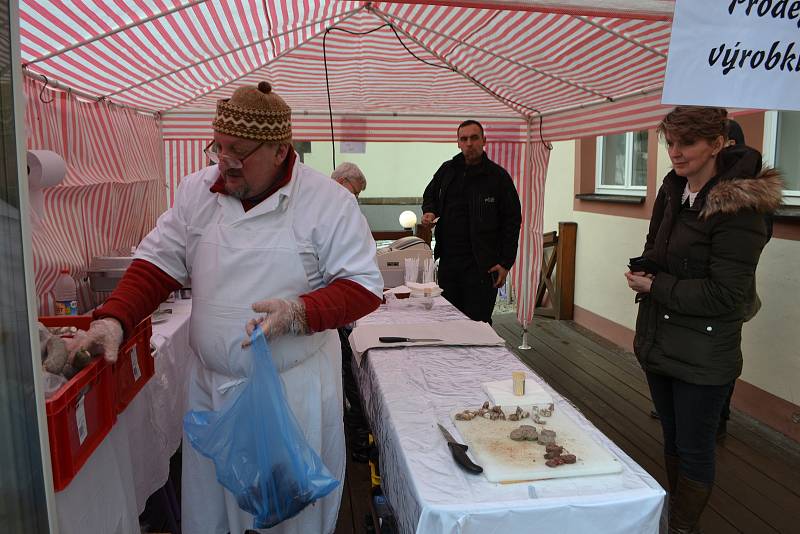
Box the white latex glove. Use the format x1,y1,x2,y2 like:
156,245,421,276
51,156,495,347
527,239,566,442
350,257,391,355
65,318,124,363
243,298,309,347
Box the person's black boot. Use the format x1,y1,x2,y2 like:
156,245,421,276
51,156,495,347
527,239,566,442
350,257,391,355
664,454,679,493
664,454,680,517
668,473,712,534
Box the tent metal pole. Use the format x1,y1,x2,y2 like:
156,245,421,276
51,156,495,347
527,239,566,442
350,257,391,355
105,7,365,98
22,70,158,116
162,109,526,121
518,116,534,351
293,110,525,120
368,6,527,119
377,9,611,101
377,1,674,22
25,0,211,65
574,16,668,59
529,84,663,119
519,322,532,350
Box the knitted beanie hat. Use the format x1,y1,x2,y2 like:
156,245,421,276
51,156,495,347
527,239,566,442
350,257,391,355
212,81,292,142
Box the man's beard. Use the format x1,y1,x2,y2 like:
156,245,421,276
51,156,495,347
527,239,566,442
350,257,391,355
223,171,251,199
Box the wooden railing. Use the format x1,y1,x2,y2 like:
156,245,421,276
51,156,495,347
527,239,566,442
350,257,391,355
371,225,431,244
372,230,413,241
534,221,577,320
415,223,432,245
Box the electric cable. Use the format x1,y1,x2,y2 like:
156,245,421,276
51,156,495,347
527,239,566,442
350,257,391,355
322,22,553,170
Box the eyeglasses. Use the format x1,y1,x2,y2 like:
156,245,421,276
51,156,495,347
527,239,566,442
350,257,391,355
204,140,265,169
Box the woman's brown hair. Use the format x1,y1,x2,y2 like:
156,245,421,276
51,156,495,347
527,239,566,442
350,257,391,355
657,106,728,145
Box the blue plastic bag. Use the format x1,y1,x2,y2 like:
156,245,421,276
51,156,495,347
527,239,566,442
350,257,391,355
183,329,340,529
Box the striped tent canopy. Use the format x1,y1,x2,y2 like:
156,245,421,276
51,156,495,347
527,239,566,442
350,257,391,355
20,0,673,125
18,0,677,322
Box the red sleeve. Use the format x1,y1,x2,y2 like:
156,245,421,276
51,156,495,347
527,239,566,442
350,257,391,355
300,279,381,332
93,259,182,338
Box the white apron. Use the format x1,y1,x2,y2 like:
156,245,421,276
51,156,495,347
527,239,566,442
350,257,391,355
181,180,344,534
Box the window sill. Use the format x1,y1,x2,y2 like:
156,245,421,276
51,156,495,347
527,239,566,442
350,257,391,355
774,205,800,220
575,193,645,204
359,197,423,205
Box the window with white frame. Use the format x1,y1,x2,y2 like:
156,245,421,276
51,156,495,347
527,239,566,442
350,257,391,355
595,130,648,195
764,111,800,205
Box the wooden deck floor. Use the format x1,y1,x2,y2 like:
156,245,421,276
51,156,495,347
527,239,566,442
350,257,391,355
493,313,800,534
334,455,373,534
334,313,800,534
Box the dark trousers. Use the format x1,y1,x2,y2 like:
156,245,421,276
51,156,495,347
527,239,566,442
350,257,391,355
646,371,733,484
339,327,367,429
438,260,498,323
720,381,735,421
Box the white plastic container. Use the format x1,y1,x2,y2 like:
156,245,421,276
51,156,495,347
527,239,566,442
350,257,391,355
53,269,78,316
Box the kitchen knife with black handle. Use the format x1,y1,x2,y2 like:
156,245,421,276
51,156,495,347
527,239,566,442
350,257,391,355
436,423,483,474
379,336,442,343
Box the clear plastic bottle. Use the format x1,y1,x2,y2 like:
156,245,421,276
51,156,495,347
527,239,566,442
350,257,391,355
53,268,78,316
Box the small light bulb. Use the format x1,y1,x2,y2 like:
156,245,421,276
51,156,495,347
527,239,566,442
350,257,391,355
399,210,417,229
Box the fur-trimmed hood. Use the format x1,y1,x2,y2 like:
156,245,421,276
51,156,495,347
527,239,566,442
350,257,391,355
664,145,784,219
700,167,783,218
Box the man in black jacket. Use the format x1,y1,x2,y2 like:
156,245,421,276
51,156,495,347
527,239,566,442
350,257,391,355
421,120,522,322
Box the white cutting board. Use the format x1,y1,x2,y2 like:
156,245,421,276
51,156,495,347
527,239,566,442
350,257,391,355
451,406,622,483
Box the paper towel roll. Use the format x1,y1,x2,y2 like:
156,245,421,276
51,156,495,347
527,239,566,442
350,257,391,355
27,150,66,189
27,150,66,220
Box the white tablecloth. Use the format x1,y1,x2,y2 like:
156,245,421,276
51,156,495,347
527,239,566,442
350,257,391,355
55,300,194,534
354,297,665,534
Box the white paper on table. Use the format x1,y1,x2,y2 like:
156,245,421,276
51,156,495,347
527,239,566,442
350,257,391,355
349,320,505,366
481,378,553,407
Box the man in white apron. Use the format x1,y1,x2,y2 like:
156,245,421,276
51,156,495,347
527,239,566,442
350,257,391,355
70,82,383,533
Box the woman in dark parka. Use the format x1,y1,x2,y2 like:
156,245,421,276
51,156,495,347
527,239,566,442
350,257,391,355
625,107,782,534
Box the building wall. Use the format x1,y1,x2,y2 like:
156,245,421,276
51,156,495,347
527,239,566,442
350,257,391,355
304,141,457,198
542,128,800,439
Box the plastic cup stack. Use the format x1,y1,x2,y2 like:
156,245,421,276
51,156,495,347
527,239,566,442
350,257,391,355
422,258,435,284
404,257,419,285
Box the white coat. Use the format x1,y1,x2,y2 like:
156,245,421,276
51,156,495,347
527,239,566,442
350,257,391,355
135,159,383,533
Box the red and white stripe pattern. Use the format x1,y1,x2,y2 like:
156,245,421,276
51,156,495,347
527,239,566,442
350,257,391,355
16,0,678,321
162,113,529,207
24,78,165,315
19,1,361,112
163,139,210,206
539,91,673,142
486,139,548,325
19,1,672,124
163,111,529,142
376,1,675,21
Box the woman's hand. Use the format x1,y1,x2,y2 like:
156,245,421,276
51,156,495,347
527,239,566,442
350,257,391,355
625,271,654,293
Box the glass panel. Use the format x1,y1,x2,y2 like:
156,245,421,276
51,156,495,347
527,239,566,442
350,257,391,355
631,131,648,187
600,133,626,186
776,111,800,192
0,0,51,531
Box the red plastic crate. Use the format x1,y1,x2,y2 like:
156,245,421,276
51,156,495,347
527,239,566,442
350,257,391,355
40,315,116,491
113,317,154,412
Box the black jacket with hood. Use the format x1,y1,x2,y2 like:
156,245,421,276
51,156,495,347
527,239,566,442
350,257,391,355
633,145,783,385
422,152,522,272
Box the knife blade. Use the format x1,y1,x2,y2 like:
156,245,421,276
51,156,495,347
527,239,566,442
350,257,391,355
437,423,483,474
379,336,443,343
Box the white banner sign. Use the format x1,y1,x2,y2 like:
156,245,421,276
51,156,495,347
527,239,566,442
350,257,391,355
662,0,800,111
